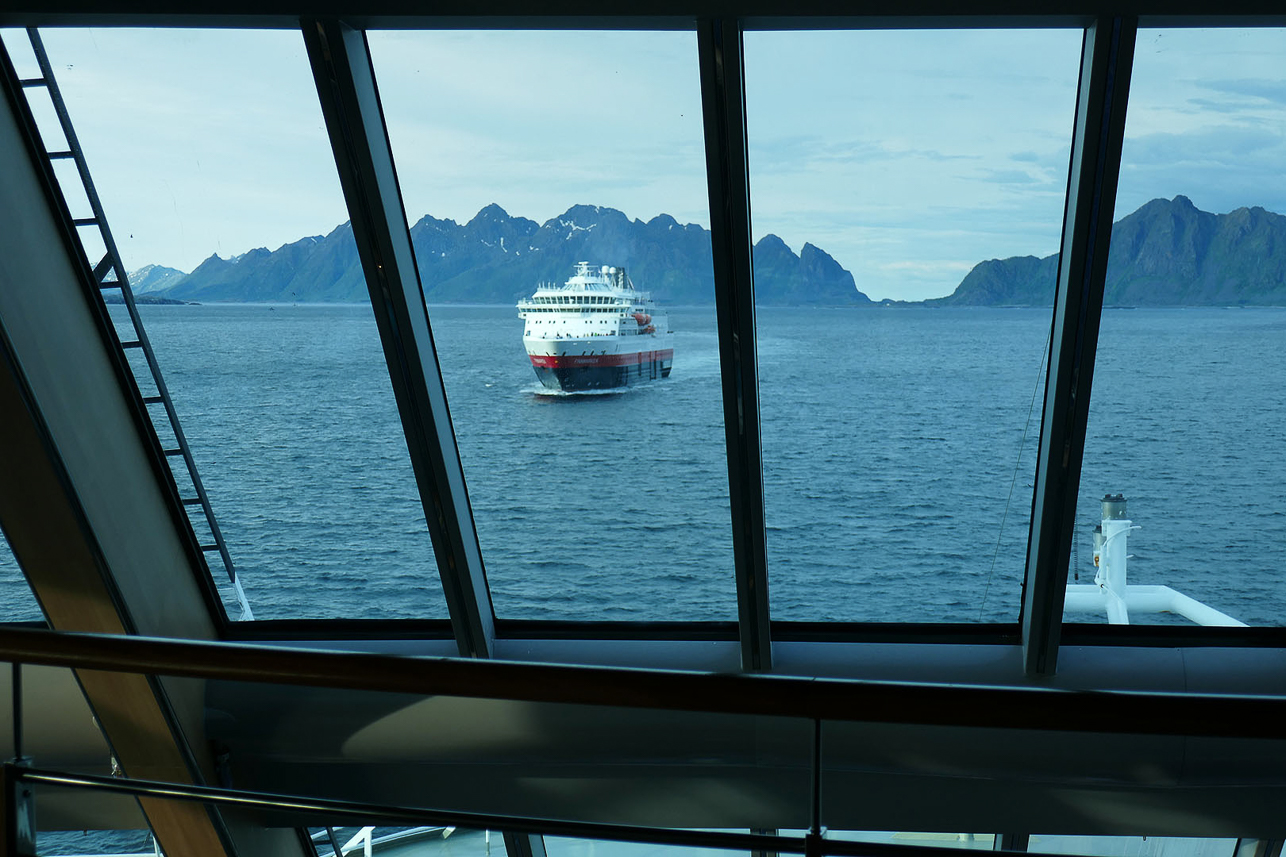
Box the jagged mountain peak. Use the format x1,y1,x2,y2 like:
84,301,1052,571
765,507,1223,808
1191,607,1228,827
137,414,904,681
468,202,513,224
755,233,792,253
192,252,230,269
128,263,188,295
465,205,537,233
800,243,851,279
560,203,607,217
238,247,272,262
552,204,632,229
411,214,460,234
801,242,839,263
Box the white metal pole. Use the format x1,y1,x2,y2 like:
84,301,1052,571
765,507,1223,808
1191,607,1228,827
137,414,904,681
1099,494,1131,625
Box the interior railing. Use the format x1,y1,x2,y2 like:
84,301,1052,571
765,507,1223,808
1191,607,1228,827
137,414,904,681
4,625,1285,855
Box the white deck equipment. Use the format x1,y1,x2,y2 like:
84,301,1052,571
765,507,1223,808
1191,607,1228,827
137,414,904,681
1063,493,1246,626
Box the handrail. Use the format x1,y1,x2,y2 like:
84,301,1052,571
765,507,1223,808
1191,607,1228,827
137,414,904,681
8,766,1063,857
0,626,1283,738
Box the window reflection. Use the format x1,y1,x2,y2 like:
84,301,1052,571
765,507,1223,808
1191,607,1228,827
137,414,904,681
545,835,735,857
744,29,1081,622
1071,28,1286,627
828,832,995,850
308,826,498,857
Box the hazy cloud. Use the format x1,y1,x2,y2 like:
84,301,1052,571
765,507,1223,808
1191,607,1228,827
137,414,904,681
1115,29,1286,220
980,169,1041,185
1199,78,1286,106
744,27,1081,300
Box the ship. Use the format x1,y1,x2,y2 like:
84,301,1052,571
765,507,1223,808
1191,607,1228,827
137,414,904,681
518,262,674,392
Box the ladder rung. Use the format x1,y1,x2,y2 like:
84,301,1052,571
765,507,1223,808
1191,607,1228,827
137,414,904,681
141,395,164,404
93,254,114,283
120,340,143,348
19,78,47,88
181,498,203,506
199,544,220,552
99,281,123,290
162,448,183,456
72,217,98,227
47,150,74,159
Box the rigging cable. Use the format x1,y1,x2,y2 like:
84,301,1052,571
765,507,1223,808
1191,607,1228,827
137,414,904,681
977,322,1053,621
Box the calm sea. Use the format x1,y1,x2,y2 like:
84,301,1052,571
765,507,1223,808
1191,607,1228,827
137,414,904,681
4,304,1286,629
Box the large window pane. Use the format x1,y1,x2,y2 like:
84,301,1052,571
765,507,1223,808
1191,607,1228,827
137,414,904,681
745,29,1081,622
1070,29,1286,628
369,31,735,621
33,29,449,620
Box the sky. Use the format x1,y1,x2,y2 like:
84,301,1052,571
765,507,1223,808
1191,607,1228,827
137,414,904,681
3,25,1286,301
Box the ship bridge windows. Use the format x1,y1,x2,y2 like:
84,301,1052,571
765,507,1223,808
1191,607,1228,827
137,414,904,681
368,28,730,621
17,13,1277,672
9,13,1286,850
744,27,1080,623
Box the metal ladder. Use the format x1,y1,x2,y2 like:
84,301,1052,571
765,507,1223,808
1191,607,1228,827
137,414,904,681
15,28,254,620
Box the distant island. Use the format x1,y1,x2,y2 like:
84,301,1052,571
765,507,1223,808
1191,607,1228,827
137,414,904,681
131,196,1286,307
103,293,196,306
926,195,1286,307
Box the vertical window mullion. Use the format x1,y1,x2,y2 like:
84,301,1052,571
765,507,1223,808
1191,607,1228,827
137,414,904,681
698,18,772,672
1021,15,1137,677
302,18,495,658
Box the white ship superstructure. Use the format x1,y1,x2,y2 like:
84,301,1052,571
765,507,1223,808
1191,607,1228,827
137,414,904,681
518,262,674,391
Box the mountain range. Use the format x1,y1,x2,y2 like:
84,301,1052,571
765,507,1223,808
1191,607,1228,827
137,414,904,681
135,197,1286,307
146,204,866,306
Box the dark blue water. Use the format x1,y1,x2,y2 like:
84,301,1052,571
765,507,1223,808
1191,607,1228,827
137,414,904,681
756,307,1050,623
1078,308,1286,627
3,305,1285,627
